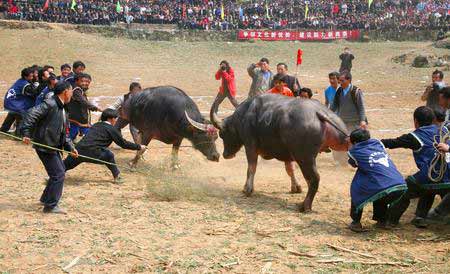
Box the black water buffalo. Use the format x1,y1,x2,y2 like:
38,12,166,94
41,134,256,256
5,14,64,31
207,94,349,212
123,86,220,168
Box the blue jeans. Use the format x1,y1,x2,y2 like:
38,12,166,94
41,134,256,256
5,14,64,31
37,151,65,208
69,124,90,140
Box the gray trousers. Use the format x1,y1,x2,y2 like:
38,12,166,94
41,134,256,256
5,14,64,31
211,91,239,113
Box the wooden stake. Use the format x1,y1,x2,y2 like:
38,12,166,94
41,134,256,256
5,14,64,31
326,243,376,259
288,250,317,258
316,258,411,267
62,255,82,273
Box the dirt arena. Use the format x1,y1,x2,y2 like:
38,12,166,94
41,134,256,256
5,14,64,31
0,27,449,273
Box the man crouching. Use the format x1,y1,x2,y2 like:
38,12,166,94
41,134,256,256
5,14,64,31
347,129,408,232
64,109,146,183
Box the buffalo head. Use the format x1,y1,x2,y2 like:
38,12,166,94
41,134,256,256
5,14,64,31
209,107,243,159
185,111,220,162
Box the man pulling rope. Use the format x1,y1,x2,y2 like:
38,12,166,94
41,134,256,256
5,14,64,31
20,81,76,214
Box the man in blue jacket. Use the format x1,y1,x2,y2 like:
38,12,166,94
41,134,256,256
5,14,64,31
324,71,339,108
381,106,450,228
347,129,407,232
1,67,39,135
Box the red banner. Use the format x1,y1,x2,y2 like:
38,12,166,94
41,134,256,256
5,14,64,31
237,30,360,41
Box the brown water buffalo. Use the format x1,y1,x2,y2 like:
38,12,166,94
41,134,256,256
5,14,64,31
206,94,349,212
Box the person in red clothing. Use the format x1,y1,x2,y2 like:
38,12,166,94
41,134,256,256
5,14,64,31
267,75,294,97
211,60,239,113
332,4,339,16
8,3,18,14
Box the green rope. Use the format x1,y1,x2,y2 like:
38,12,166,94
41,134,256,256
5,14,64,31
0,131,215,173
0,130,125,168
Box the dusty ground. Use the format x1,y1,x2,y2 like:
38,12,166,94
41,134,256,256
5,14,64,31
0,27,449,273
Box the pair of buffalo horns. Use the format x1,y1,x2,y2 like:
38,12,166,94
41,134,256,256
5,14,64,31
185,105,223,132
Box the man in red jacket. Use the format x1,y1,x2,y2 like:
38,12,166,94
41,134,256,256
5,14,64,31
211,60,239,113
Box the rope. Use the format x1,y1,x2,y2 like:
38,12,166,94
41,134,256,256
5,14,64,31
428,124,450,183
0,131,212,172
0,130,128,167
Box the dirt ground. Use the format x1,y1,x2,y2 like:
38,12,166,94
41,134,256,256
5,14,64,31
0,27,449,273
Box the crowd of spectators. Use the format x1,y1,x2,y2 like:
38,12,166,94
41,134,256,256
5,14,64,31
0,0,448,31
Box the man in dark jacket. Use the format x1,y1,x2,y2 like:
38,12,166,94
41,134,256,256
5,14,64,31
66,61,86,88
270,63,301,96
36,67,51,95
35,73,58,106
64,109,146,183
67,73,101,140
22,81,78,214
421,70,446,119
339,47,355,74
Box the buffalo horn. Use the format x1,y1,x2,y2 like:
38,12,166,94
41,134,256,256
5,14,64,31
209,106,223,130
185,111,209,132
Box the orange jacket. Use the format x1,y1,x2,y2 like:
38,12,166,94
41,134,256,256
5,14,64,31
268,86,294,97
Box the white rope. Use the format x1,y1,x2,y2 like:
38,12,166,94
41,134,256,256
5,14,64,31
428,123,450,183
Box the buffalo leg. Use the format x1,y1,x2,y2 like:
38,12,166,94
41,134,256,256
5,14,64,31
130,125,140,144
130,132,151,168
297,158,320,212
285,161,302,193
243,147,258,196
171,139,182,170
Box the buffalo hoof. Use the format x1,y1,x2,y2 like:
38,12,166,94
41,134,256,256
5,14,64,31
291,184,302,194
129,161,138,170
298,202,312,213
243,187,253,197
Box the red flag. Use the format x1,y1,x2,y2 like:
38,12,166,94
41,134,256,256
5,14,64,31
296,49,303,65
43,0,49,10
182,4,186,19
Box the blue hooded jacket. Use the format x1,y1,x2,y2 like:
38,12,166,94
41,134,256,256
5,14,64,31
348,139,406,210
410,124,450,184
3,78,35,113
